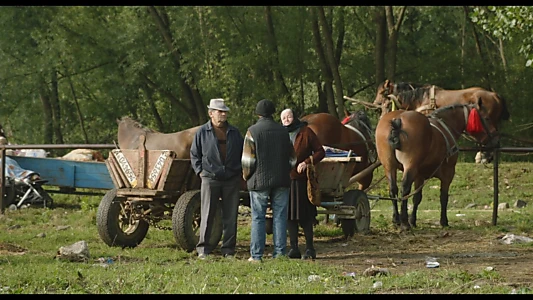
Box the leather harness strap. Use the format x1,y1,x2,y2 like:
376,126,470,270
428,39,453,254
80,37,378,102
428,106,469,158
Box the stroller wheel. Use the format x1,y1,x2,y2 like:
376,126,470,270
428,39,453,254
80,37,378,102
2,180,16,208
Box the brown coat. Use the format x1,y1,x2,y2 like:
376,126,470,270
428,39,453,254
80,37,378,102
290,125,325,180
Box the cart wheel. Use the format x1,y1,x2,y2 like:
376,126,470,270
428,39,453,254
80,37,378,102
341,189,371,237
96,188,149,248
172,190,223,252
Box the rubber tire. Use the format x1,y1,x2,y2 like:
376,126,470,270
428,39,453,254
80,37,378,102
172,190,223,252
340,189,371,237
2,179,15,208
96,188,149,248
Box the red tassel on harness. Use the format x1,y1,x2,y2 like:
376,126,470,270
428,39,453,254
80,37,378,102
341,116,351,125
466,108,483,134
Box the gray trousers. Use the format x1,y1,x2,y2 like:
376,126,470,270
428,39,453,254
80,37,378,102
196,175,241,256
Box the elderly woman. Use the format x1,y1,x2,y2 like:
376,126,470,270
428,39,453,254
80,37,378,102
280,108,325,260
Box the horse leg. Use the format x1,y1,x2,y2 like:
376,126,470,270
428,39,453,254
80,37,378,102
438,164,456,227
388,173,400,226
409,178,424,228
439,180,452,227
399,170,415,231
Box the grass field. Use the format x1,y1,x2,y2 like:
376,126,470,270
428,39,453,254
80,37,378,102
1,161,532,294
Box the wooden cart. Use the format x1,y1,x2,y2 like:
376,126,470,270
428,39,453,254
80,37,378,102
96,136,233,252
313,155,371,237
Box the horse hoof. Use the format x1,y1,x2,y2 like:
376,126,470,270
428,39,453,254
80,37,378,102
400,224,411,232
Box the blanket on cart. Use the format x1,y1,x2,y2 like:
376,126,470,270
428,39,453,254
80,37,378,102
1,156,39,180
323,146,356,157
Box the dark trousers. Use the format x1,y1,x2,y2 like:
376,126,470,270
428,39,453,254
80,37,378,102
287,179,316,251
288,219,314,251
196,175,241,255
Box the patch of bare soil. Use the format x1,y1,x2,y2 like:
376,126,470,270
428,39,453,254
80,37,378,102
312,226,533,288
0,242,27,255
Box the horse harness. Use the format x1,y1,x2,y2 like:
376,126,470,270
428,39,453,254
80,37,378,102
343,121,377,163
427,106,466,159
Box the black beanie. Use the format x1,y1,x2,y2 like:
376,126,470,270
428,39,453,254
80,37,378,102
255,99,275,117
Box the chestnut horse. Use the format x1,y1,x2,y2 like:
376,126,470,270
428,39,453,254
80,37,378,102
117,116,201,159
301,112,377,190
373,81,510,129
375,101,500,231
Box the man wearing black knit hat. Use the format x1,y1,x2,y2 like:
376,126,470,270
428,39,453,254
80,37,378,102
242,99,296,263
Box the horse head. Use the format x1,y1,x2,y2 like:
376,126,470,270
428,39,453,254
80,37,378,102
374,81,432,119
432,101,500,163
373,79,393,107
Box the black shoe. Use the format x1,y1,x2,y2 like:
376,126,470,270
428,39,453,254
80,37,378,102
288,248,301,259
302,248,316,260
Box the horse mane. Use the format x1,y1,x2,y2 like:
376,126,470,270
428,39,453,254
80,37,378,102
352,110,373,131
396,85,443,108
117,116,157,133
429,103,467,117
395,81,428,91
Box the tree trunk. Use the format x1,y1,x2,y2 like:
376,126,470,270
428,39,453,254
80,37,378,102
461,7,467,89
374,6,386,86
141,82,164,132
50,69,64,146
317,6,345,118
315,78,328,113
264,6,294,107
469,16,492,89
311,7,336,117
385,6,407,82
67,75,89,143
333,7,345,67
39,81,54,145
147,6,205,125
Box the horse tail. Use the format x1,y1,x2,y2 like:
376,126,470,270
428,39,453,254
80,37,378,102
388,118,403,150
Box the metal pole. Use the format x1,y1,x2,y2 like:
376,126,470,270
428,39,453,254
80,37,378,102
1,148,5,214
492,148,500,226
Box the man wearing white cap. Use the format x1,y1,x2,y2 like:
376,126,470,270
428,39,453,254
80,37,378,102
191,98,244,260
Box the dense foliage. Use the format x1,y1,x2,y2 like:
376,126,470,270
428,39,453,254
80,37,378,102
0,6,531,158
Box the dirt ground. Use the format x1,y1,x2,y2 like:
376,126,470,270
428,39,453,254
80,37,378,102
314,228,533,286
235,216,533,289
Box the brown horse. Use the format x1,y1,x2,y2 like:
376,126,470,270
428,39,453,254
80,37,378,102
375,101,500,231
117,116,201,159
302,112,376,190
373,81,510,130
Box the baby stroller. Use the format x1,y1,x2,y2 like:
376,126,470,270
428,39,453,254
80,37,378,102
2,156,54,209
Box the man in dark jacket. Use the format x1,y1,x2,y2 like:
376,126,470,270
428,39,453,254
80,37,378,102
242,99,296,262
191,98,244,260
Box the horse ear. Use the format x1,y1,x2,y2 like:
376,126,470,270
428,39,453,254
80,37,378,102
384,79,390,88
344,109,350,117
